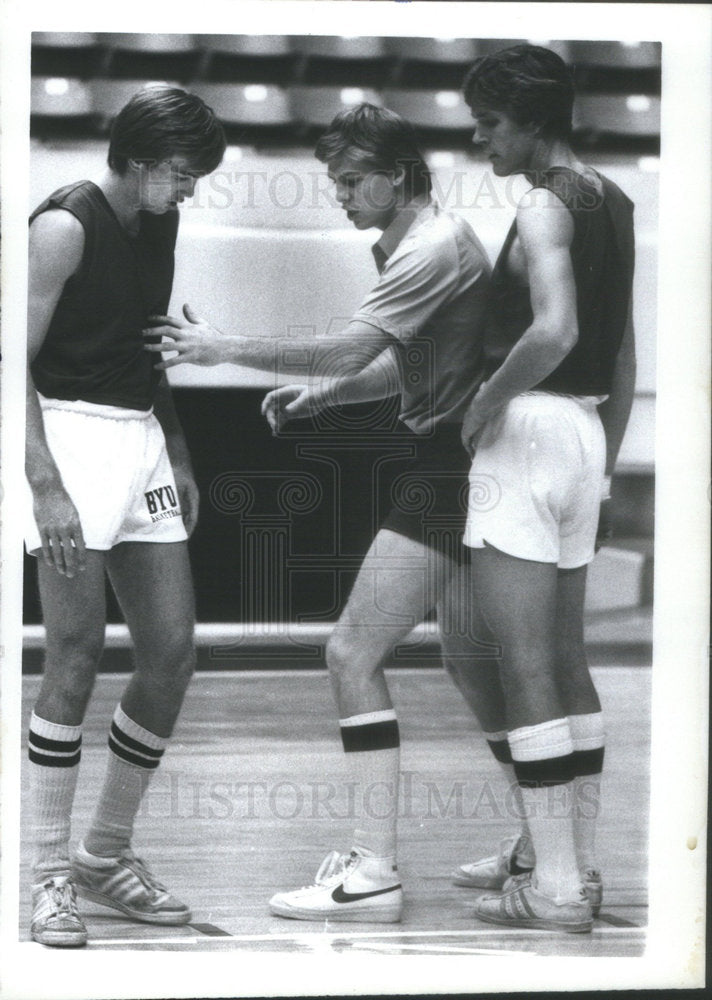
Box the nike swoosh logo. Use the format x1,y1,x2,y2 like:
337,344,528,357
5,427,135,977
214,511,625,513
331,883,401,904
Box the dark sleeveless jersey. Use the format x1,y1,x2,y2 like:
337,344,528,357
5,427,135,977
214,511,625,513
30,181,179,409
483,167,635,396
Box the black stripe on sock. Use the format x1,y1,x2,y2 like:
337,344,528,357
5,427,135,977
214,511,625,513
108,735,161,769
110,721,164,759
487,738,513,765
514,752,576,788
29,747,81,767
340,719,400,753
29,731,81,754
571,747,605,776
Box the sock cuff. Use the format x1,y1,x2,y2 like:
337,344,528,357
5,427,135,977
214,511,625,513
339,717,400,753
30,712,82,742
114,706,167,752
339,709,397,727
568,712,605,751
509,718,573,762
109,706,167,769
29,712,82,767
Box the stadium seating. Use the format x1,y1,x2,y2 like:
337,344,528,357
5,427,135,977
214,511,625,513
291,85,382,128
96,33,199,81
574,94,661,137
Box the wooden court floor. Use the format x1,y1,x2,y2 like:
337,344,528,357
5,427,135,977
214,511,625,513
17,665,649,957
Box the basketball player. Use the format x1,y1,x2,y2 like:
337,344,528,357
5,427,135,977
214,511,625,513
452,45,636,932
26,87,226,946
144,103,494,923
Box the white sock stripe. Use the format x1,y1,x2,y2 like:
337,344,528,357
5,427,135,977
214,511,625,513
109,732,164,765
509,718,573,762
28,742,81,759
573,735,606,752
30,712,82,741
339,709,398,728
113,706,167,752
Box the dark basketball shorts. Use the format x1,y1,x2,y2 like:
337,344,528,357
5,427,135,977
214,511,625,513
380,422,471,564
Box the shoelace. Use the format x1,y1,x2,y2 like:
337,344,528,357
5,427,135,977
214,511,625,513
123,855,168,894
303,851,355,889
46,879,78,917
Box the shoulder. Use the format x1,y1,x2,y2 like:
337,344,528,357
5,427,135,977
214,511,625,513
29,209,85,276
516,187,574,250
399,208,475,270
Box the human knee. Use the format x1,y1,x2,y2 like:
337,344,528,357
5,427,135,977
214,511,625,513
136,635,196,691
326,627,376,684
45,626,104,675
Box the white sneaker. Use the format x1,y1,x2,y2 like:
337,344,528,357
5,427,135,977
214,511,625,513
452,833,535,889
31,875,88,947
269,850,403,923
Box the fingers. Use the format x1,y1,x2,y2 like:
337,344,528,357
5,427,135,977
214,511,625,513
147,314,182,329
153,356,184,371
143,327,179,344
41,527,86,579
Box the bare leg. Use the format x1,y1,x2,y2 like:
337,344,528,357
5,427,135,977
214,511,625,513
83,541,195,858
470,545,581,901
106,540,196,736
327,528,454,717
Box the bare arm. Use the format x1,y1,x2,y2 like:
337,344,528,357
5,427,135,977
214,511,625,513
152,377,200,535
26,210,86,576
597,300,637,477
144,305,395,376
261,346,402,432
462,190,578,451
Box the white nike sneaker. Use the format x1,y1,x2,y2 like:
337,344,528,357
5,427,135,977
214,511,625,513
269,850,403,923
452,833,535,889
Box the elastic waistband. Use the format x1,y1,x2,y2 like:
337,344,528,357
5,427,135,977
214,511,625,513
38,394,154,421
519,391,607,410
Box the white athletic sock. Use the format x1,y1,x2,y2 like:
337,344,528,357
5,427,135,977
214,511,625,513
28,712,82,881
509,718,582,903
340,709,399,859
569,712,605,873
483,728,534,865
83,705,167,858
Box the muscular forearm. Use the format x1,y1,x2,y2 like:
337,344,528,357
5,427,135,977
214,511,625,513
313,348,402,408
473,323,575,419
152,379,193,469
215,334,381,377
597,334,636,476
25,380,63,491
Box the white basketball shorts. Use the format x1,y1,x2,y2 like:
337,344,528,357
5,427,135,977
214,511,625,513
26,396,188,553
464,392,606,568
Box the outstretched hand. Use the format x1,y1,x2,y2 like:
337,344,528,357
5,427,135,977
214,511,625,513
143,304,227,369
261,385,312,434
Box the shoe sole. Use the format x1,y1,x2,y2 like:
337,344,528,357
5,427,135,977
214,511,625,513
475,909,593,934
269,901,402,923
75,884,191,925
31,927,88,947
452,871,507,889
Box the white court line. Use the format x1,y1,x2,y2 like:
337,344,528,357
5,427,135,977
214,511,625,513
80,925,645,948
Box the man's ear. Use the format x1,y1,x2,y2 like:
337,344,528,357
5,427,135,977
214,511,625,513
392,166,406,189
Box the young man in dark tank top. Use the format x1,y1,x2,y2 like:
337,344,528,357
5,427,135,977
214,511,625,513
449,45,636,932
25,87,225,946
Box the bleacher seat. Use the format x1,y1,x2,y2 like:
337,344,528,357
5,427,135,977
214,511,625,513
32,33,102,78
31,77,95,138
570,41,661,69
291,86,382,128
291,35,389,87
96,33,199,81
385,37,477,89
383,88,473,140
31,77,93,117
195,34,295,84
190,82,292,124
574,94,661,137
291,36,385,59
